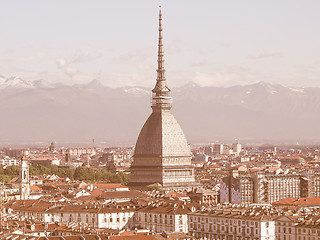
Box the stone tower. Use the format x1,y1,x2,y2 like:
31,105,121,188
19,154,29,200
130,9,196,190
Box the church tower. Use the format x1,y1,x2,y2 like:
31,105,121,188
19,154,29,200
130,9,196,190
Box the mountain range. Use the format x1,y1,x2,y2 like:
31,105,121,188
0,75,319,146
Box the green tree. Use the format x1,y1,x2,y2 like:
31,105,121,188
0,174,11,183
4,165,19,177
74,167,95,181
29,164,50,175
72,167,130,185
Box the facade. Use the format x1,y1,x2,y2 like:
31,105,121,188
7,200,136,230
232,143,242,156
130,10,196,190
221,171,302,204
46,205,136,230
220,171,254,204
0,157,20,166
8,199,320,239
301,170,320,197
137,201,191,233
8,199,191,233
253,172,301,204
275,215,320,240
188,188,218,205
188,206,277,240
213,144,224,155
66,147,96,157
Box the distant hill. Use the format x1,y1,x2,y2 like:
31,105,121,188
0,76,319,145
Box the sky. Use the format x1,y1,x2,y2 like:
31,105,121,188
1,0,320,88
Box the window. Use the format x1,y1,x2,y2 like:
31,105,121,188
179,215,183,225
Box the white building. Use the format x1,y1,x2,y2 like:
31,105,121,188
188,205,277,240
67,147,96,157
0,157,20,166
7,200,136,230
46,204,136,230
137,201,192,233
232,143,242,156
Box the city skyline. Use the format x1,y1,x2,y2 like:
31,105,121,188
2,4,320,240
1,0,320,88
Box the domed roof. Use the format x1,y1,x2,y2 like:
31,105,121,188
134,110,191,157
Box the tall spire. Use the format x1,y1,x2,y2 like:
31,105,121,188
157,7,165,82
152,7,172,111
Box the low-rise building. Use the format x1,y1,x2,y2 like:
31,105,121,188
136,201,195,233
188,205,278,240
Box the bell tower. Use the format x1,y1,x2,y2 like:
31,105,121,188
19,153,29,200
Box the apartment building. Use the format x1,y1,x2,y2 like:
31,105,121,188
137,201,193,233
188,205,278,240
221,171,302,204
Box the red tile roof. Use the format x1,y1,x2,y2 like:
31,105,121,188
273,197,320,206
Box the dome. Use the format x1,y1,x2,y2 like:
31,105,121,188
134,110,191,157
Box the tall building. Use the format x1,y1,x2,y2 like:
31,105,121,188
19,154,29,200
220,171,301,204
213,143,224,155
220,170,254,204
130,9,196,190
232,142,242,156
253,172,300,204
300,170,320,197
48,142,56,152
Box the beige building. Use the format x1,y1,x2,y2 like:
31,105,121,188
221,171,302,204
66,147,96,157
188,205,277,240
137,201,192,233
6,200,136,230
130,9,196,190
276,215,320,240
254,172,301,204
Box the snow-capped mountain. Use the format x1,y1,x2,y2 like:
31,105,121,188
0,76,319,144
0,76,58,89
0,76,35,89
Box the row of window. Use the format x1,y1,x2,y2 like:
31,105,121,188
189,216,260,227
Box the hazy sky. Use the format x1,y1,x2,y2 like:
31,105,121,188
1,0,320,88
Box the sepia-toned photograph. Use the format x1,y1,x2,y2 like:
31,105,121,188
0,1,319,239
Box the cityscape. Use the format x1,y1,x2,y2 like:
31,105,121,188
1,1,320,240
